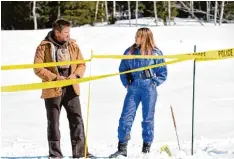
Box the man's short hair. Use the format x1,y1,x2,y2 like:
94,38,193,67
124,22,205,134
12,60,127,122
52,19,71,32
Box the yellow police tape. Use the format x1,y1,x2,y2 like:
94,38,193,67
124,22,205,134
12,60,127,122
1,59,91,71
92,48,234,60
1,57,192,92
1,48,234,92
1,48,233,71
160,145,173,157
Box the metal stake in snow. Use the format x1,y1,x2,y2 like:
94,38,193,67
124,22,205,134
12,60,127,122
170,105,181,150
84,50,93,158
191,45,197,155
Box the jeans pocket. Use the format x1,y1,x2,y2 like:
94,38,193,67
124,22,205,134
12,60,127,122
151,80,156,88
127,82,135,91
127,84,132,91
151,81,158,94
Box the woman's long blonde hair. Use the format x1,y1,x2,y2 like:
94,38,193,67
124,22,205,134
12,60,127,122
130,27,157,55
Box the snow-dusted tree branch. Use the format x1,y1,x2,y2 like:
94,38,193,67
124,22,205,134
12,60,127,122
136,1,138,26
95,1,99,22
128,1,131,27
168,1,171,26
113,1,116,19
58,1,60,19
154,1,158,26
190,1,194,18
33,1,37,30
101,2,104,22
219,1,225,25
177,1,230,23
178,1,204,26
105,1,109,24
207,1,210,21
214,1,218,25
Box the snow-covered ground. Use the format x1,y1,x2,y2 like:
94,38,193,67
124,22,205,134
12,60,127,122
1,18,234,159
86,17,233,27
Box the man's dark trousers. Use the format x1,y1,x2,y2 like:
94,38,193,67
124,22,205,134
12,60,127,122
44,86,87,158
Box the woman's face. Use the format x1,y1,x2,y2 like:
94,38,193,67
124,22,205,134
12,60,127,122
135,33,142,45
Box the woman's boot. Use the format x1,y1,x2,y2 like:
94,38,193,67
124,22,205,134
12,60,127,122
142,142,151,153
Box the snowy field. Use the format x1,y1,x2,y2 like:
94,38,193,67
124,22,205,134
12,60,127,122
1,18,234,158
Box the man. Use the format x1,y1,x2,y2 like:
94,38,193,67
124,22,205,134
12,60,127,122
33,19,93,158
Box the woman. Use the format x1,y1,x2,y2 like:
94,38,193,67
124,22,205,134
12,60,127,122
109,27,168,158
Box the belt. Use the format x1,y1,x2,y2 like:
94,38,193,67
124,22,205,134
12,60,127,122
138,71,155,79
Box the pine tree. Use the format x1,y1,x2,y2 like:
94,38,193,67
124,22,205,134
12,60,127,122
224,1,234,20
1,1,234,30
1,1,33,30
156,1,178,25
61,1,96,26
60,1,106,26
36,1,59,28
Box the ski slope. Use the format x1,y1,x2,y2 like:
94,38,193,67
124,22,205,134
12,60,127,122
1,18,234,159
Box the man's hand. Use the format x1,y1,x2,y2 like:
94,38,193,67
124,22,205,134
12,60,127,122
67,74,77,79
56,75,66,80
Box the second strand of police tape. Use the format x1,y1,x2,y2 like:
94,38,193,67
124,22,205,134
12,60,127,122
1,57,193,92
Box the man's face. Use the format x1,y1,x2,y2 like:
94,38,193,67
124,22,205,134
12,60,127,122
55,26,70,42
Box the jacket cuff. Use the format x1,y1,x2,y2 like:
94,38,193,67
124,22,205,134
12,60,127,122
51,74,58,81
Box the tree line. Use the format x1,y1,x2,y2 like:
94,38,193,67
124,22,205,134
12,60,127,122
1,1,234,30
